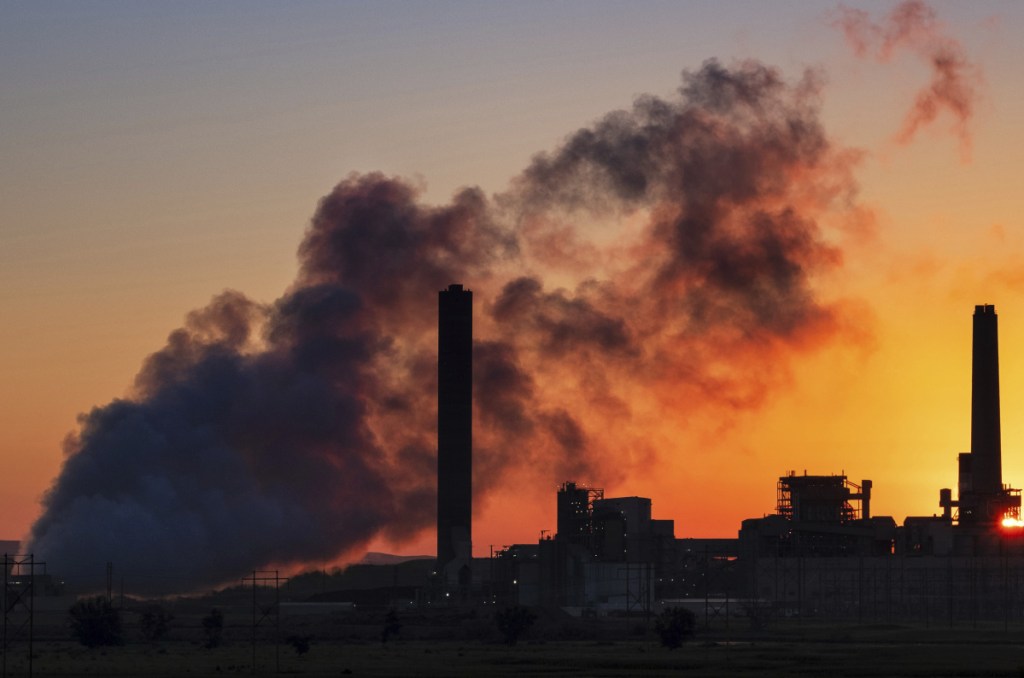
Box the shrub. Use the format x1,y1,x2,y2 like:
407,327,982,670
381,608,401,643
139,604,174,643
495,606,536,646
69,596,123,647
285,634,313,655
201,608,224,649
655,607,696,649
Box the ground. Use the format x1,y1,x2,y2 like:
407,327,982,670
7,633,1024,677
5,603,1024,676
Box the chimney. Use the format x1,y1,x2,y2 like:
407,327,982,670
437,284,473,571
971,304,1002,495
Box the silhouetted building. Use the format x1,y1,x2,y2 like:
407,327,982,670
777,474,872,523
420,303,1024,621
739,472,893,558
437,284,473,584
556,481,603,548
938,304,1021,526
489,482,675,612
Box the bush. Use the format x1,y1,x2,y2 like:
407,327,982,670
139,604,173,643
495,606,536,646
381,608,401,643
69,596,123,647
201,608,224,649
655,607,696,649
285,634,313,655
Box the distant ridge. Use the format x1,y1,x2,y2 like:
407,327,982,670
358,552,433,566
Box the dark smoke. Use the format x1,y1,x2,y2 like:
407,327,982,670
28,60,864,594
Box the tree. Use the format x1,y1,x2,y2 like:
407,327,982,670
69,596,123,647
139,604,173,643
654,607,696,649
494,606,536,646
201,608,224,649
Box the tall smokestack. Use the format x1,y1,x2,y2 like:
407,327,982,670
437,284,472,571
971,304,1002,495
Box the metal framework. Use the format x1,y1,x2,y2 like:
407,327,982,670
242,570,285,675
777,473,864,523
1002,486,1022,522
3,554,41,678
622,560,652,619
585,487,605,509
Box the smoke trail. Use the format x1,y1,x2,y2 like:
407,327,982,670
835,0,981,155
28,60,865,594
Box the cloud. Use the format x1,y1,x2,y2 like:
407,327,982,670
28,59,867,594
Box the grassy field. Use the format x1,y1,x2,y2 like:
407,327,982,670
6,626,1024,677
7,599,1024,676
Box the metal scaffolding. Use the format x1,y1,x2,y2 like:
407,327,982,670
3,554,41,678
243,570,285,675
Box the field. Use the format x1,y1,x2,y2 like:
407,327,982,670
6,633,1024,677
6,604,1024,677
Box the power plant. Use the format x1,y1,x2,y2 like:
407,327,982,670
424,299,1024,623
12,298,1024,628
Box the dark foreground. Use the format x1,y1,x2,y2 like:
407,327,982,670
6,625,1024,677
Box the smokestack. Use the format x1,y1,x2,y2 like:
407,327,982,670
971,304,1002,495
437,284,473,571
861,479,872,520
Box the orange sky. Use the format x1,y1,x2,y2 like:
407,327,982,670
3,2,1024,572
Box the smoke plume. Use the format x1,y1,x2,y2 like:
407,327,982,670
28,59,865,594
835,0,981,155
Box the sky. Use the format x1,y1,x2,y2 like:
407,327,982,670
3,1,1024,592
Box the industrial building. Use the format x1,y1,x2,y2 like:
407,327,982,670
902,304,1022,556
739,473,894,558
488,482,676,613
738,306,1022,563
420,300,1024,624
933,305,1023,529
726,304,1024,625
499,305,1024,623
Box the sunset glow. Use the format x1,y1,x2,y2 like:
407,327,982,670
4,2,1024,592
